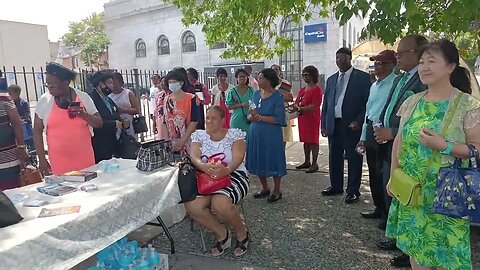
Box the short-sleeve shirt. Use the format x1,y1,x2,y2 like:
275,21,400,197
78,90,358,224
35,88,98,136
191,129,247,173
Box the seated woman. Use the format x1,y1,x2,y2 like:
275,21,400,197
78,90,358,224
187,106,250,257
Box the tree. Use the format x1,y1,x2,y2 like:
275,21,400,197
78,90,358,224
62,12,109,68
167,0,480,61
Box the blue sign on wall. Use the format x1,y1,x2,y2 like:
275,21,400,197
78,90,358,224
304,23,327,43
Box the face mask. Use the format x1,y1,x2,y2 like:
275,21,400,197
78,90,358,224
169,82,182,92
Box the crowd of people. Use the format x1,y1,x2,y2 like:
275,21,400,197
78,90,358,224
0,36,478,269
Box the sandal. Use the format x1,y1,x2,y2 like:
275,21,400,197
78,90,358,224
211,229,231,257
267,193,283,203
234,231,250,257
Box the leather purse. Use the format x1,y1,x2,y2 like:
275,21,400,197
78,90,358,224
196,153,231,195
0,191,23,228
132,115,148,134
388,93,461,207
390,168,423,206
20,165,43,186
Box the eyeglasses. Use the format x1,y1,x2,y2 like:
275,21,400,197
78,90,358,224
395,49,416,57
374,61,393,66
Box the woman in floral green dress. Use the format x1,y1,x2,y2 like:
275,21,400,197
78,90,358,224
386,39,480,270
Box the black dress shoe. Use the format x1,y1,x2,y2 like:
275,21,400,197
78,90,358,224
390,253,411,268
376,239,399,251
321,187,343,196
344,193,360,204
361,210,383,219
305,164,319,173
295,162,311,169
253,190,270,199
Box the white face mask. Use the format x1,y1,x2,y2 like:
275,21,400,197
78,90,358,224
169,82,182,92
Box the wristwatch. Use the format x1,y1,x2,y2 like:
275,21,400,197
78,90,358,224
440,142,453,155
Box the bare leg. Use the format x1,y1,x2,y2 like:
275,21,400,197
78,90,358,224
273,176,282,195
311,143,320,165
259,176,269,192
184,196,225,240
211,195,247,240
409,257,433,270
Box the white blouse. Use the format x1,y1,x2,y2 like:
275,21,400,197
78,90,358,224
35,89,98,136
191,128,247,173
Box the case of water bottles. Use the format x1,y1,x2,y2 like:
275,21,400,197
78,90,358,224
87,237,168,270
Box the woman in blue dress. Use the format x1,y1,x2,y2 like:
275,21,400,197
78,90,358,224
246,68,287,202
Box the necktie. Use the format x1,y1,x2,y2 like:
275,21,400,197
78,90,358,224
334,73,345,105
384,72,409,127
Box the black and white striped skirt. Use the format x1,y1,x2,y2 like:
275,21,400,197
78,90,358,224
212,170,249,204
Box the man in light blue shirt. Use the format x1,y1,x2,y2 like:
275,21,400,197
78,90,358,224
356,50,397,220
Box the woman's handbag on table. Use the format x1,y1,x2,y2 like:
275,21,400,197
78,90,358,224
136,140,173,172
20,165,43,186
0,191,23,228
132,115,148,134
433,144,480,222
388,92,462,207
196,153,231,195
177,156,198,203
117,131,141,159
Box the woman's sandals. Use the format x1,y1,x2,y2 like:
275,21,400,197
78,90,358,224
211,230,231,257
233,231,250,257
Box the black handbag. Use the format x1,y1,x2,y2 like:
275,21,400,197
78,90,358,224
132,115,148,134
0,191,23,228
136,140,174,172
177,156,198,203
117,131,141,159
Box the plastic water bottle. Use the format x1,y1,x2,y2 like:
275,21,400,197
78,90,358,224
372,119,387,144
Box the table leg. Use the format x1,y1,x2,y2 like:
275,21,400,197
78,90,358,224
146,216,175,254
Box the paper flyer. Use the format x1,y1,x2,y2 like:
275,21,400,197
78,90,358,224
38,205,81,218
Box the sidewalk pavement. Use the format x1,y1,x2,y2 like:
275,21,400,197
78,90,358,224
75,129,479,269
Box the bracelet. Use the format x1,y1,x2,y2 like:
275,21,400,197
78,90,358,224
17,145,26,149
258,116,263,122
440,142,453,155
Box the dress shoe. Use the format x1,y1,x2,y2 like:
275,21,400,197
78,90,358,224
253,190,270,199
390,253,411,268
266,193,282,203
377,220,387,230
376,239,399,251
321,187,343,196
361,210,383,219
344,193,360,204
305,164,319,173
295,162,311,169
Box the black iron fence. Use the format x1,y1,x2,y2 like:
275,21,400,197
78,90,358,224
2,66,223,141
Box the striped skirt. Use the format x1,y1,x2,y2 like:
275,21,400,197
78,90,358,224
212,170,249,204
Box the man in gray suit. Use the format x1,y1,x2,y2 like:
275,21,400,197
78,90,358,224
374,35,429,268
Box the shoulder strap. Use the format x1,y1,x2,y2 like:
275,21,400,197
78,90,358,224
420,92,463,180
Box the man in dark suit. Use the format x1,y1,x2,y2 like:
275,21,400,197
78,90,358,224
374,35,429,268
321,47,372,204
89,71,123,163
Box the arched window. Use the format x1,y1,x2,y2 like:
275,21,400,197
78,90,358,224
135,39,146,58
157,35,170,55
182,31,196,53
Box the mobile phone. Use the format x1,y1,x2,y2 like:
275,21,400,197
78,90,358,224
69,102,80,107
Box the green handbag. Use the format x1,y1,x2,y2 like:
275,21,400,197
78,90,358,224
388,93,462,207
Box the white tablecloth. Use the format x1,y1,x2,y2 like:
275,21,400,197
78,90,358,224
0,159,186,270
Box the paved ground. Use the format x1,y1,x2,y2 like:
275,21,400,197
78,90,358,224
131,139,479,270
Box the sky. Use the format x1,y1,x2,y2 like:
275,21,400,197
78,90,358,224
2,0,108,41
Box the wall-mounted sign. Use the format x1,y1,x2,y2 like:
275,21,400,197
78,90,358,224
304,23,327,43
